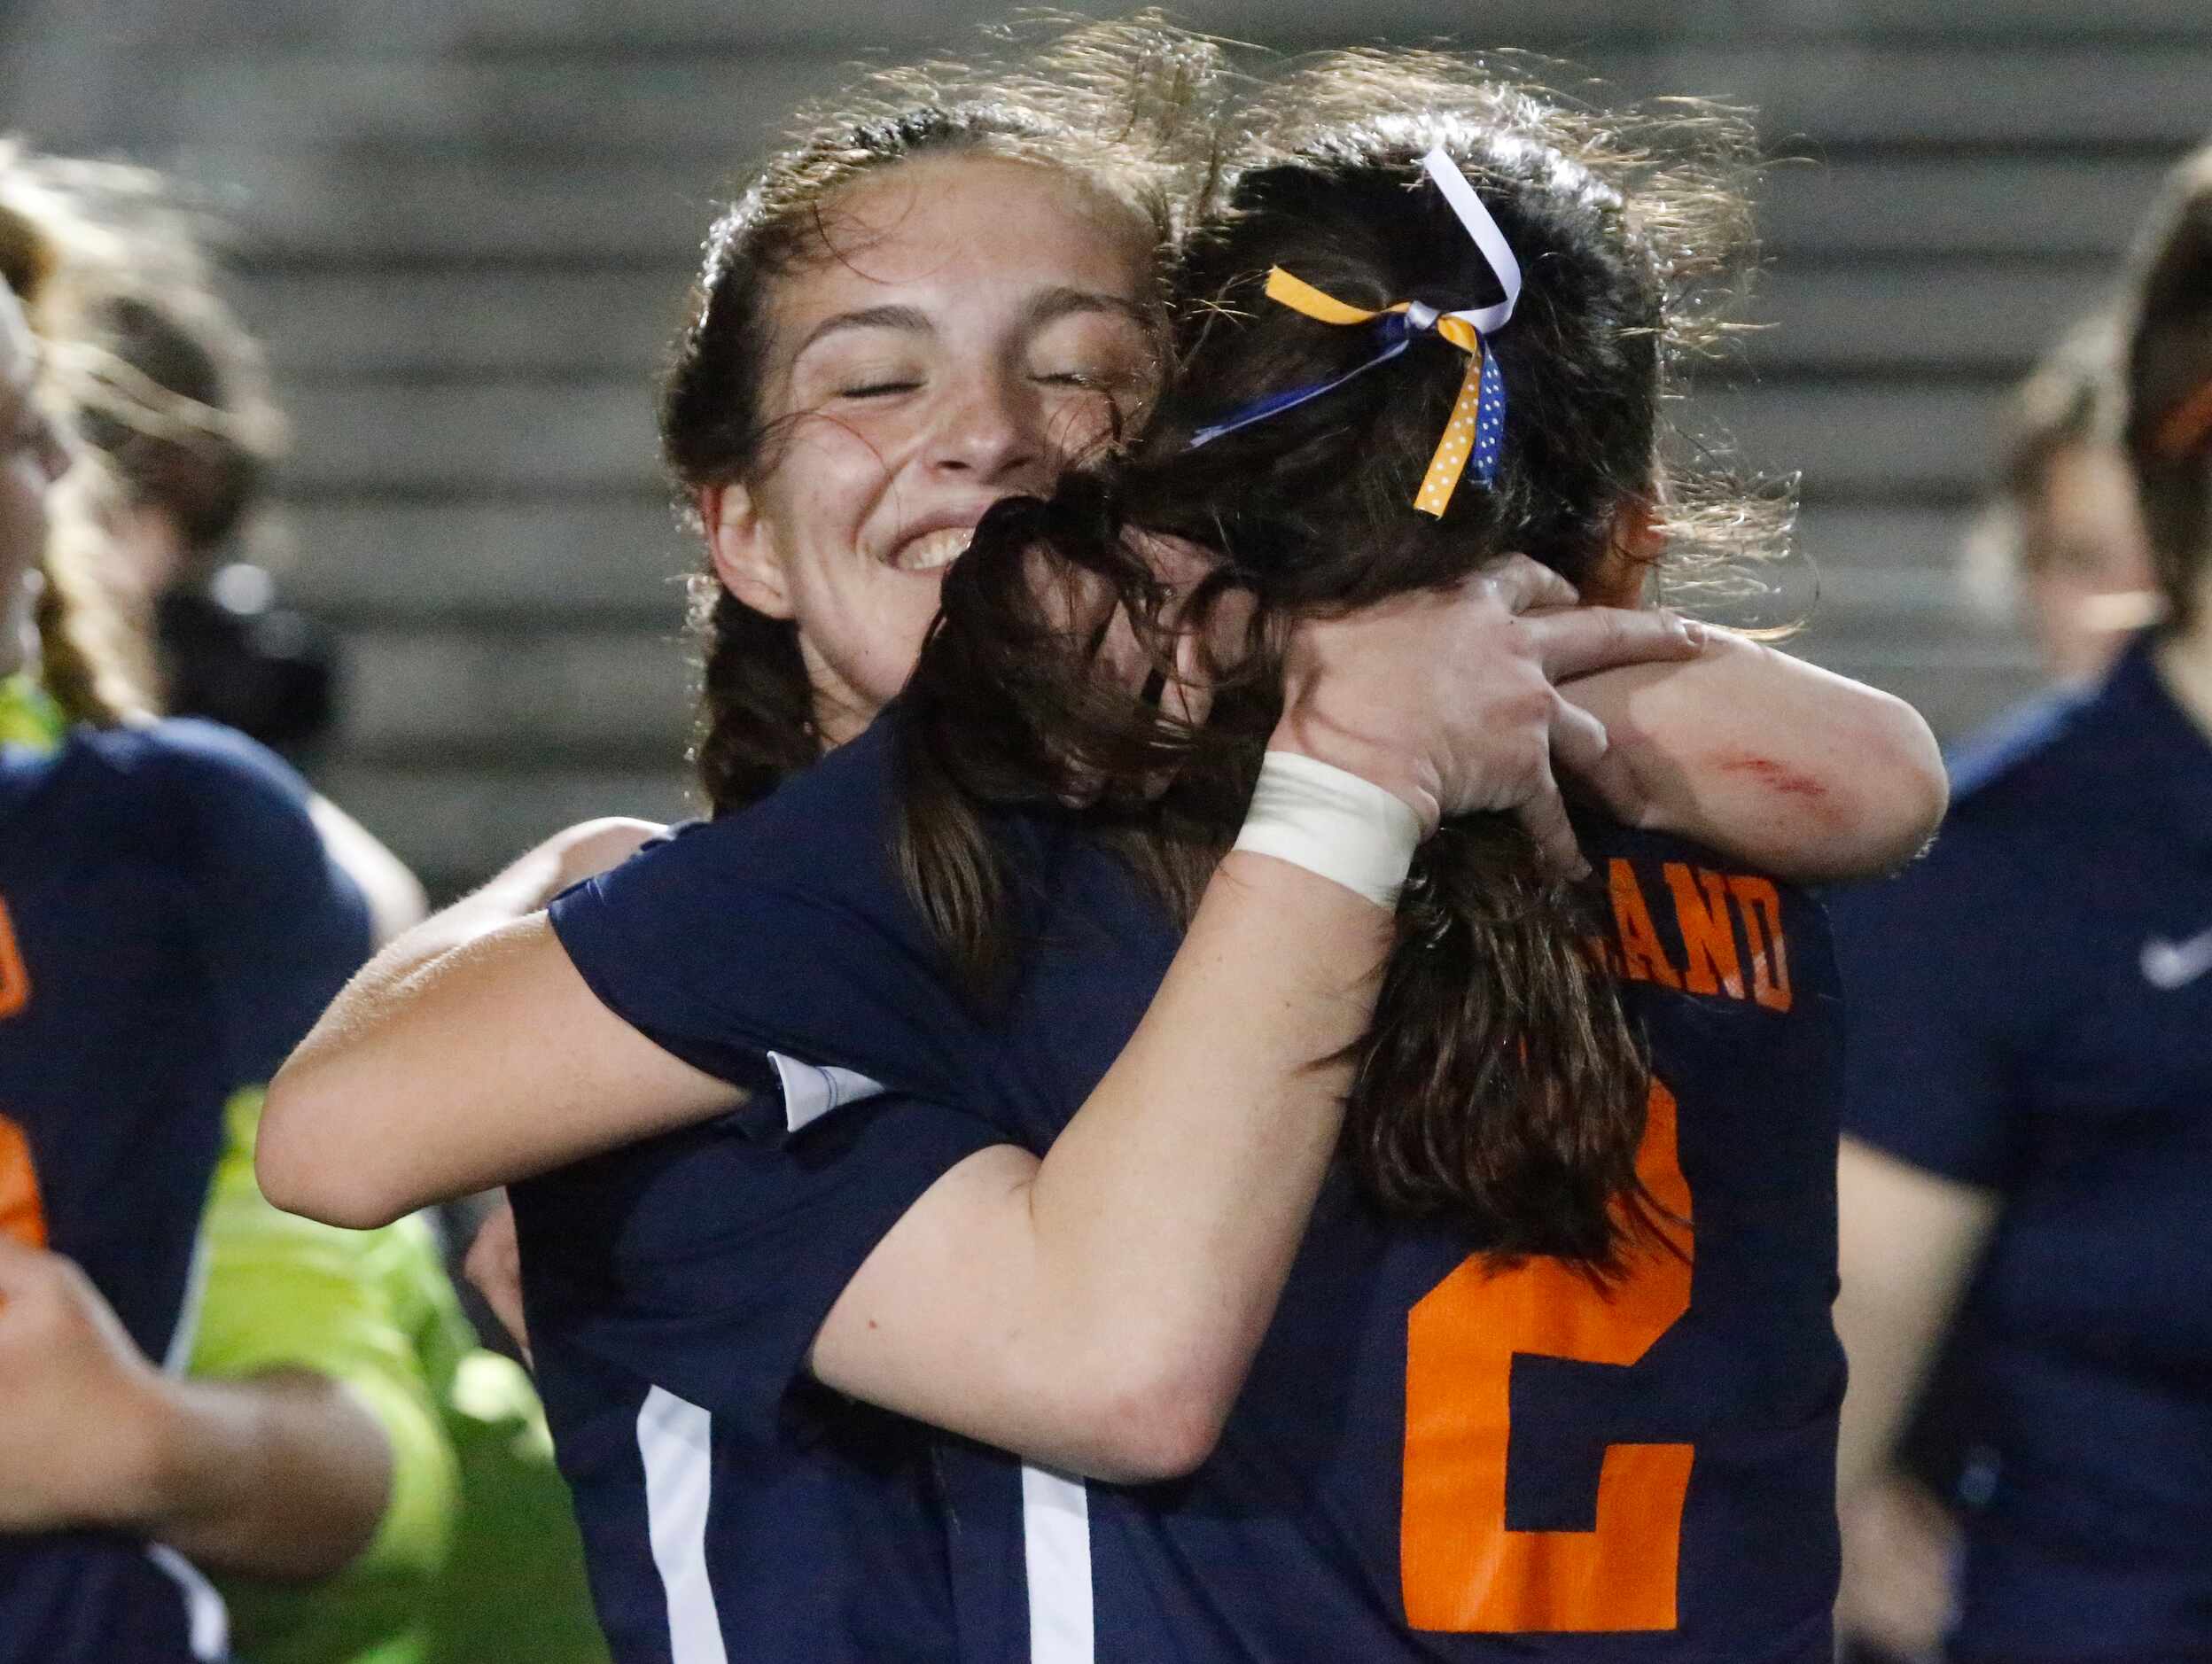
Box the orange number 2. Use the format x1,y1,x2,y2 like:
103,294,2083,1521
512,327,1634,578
0,1113,45,1247
1402,1079,1694,1632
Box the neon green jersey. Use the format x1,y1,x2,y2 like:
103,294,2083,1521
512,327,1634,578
191,1091,608,1664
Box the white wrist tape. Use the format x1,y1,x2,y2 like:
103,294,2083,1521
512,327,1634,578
1231,750,1423,908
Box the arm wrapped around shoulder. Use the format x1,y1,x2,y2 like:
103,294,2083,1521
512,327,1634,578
1563,632,1948,883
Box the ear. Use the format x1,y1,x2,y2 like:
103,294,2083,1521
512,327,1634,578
1589,496,1667,609
700,483,795,619
1615,495,1668,561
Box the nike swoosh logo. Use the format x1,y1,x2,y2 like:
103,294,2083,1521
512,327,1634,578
2141,928,2212,991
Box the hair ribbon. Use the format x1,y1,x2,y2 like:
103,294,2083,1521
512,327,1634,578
1187,147,1523,517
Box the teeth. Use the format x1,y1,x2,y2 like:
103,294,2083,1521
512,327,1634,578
897,527,971,572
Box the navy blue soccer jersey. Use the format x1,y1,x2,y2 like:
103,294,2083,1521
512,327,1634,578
510,1096,996,1664
550,711,1848,1662
1832,636,2212,1662
0,712,371,1664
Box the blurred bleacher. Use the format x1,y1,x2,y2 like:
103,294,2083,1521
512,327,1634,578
2,0,2204,896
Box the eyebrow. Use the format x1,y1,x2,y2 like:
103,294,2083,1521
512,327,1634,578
1021,287,1152,334
789,288,1149,365
791,304,934,362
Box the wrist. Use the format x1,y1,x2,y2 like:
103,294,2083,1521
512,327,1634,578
90,1371,199,1532
1266,710,1440,836
1233,750,1423,909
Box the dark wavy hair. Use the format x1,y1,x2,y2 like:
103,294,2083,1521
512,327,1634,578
896,58,1771,1270
2122,140,2212,630
656,17,1227,813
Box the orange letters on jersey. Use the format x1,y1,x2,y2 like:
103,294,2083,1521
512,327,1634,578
0,902,40,1244
0,1116,44,1247
1593,859,1791,1014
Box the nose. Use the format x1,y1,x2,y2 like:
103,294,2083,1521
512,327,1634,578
927,368,1047,487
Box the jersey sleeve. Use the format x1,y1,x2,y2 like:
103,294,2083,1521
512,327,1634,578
517,1089,1004,1443
1828,819,2051,1190
546,805,975,1110
151,719,374,1088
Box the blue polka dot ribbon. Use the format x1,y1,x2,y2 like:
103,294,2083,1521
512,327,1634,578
1186,147,1523,517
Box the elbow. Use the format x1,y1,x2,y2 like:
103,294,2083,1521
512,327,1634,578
1847,695,1949,875
258,1061,411,1230
1066,1354,1238,1484
1763,691,1947,883
1093,1408,1223,1487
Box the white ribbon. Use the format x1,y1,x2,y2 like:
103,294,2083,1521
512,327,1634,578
1420,146,1522,337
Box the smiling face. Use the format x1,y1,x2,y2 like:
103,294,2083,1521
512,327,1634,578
704,152,1160,743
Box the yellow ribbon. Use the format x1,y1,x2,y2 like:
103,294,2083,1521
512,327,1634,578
1262,268,1493,518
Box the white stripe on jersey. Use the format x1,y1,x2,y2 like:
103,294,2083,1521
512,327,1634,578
767,1052,889,1135
160,1223,213,1376
1023,1464,1094,1664
146,1543,229,1662
638,1386,730,1664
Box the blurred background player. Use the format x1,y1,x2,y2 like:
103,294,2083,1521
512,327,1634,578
1,153,423,943
1962,313,2160,687
1833,136,2212,1664
1837,315,2161,1664
0,154,608,1664
38,156,324,750
0,189,371,1664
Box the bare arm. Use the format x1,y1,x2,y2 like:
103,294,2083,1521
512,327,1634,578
1833,1134,1999,1501
1566,631,1947,882
261,567,1694,1226
811,844,1388,1480
129,1371,395,1580
277,847,1382,1481
260,819,732,1225
0,1238,390,1581
265,569,1700,1479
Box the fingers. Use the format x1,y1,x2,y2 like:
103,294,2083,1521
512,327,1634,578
1023,545,1117,641
1478,554,1580,616
1164,623,1213,734
1511,766,1588,879
1094,595,1163,702
1524,603,1704,681
463,1202,533,1363
1547,690,1610,780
